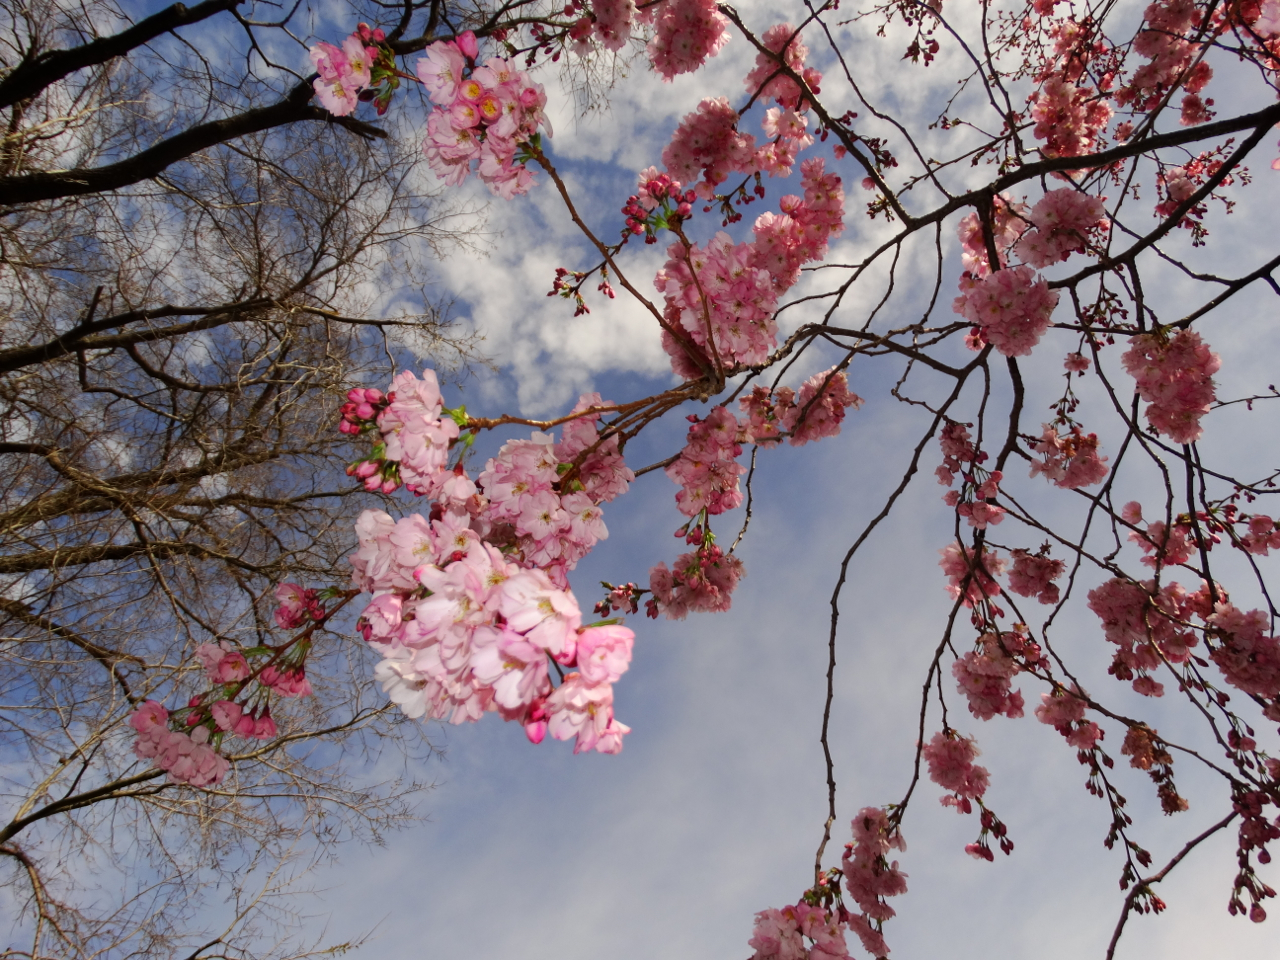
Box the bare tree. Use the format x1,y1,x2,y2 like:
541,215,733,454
0,0,504,955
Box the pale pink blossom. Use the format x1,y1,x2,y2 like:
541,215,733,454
1122,329,1220,444
922,730,990,812
647,0,730,79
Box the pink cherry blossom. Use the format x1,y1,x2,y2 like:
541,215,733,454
955,630,1043,720
1028,424,1109,488
743,23,822,110
649,543,745,619
647,0,730,80
1208,603,1280,699
952,264,1059,357
1013,188,1109,268
1035,685,1104,749
1007,549,1065,605
1121,329,1220,444
544,673,630,754
939,542,1005,608
922,730,990,812
779,368,862,446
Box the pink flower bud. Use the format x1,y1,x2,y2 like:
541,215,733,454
457,30,479,59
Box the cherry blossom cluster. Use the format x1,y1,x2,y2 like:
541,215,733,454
840,807,908,958
953,628,1046,721
342,370,460,496
648,538,745,620
742,23,823,111
661,96,759,195
1007,548,1066,605
1208,603,1280,704
782,368,864,445
749,158,845,288
657,22,821,196
274,582,326,629
129,701,231,787
922,730,990,814
922,731,1015,860
1116,0,1214,125
570,0,634,53
956,195,1027,276
343,371,636,750
953,264,1060,358
656,231,777,377
1029,75,1115,159
310,23,396,117
1012,188,1109,268
476,412,631,583
363,522,633,752
415,32,550,196
656,159,844,379
1123,501,1214,569
623,169,695,242
1121,329,1220,443
595,581,642,617
666,407,747,518
747,902,853,960
1087,577,1211,697
1230,783,1280,922
646,0,730,80
1028,423,1109,489
1035,685,1104,750
936,421,1006,529
1233,510,1280,556
1023,7,1115,158
126,586,330,785
939,541,1005,609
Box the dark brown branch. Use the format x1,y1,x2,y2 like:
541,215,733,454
0,84,387,206
0,0,243,111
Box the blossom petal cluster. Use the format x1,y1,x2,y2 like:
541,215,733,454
649,542,745,619
666,407,747,517
939,541,1005,608
1121,329,1220,443
130,701,231,787
953,264,1060,357
953,630,1045,721
841,806,908,957
647,0,730,79
657,159,844,378
346,371,635,752
1087,577,1211,696
310,33,377,116
748,903,853,960
742,23,822,111
1035,685,1104,749
922,730,990,813
416,34,549,196
1013,188,1109,268
1007,549,1066,605
1208,603,1280,700
1029,423,1109,488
